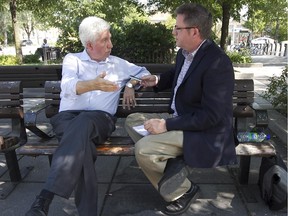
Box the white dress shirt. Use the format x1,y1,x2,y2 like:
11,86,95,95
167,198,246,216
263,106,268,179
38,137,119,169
59,50,150,115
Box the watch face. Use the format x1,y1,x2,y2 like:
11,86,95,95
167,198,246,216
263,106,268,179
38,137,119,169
126,82,133,88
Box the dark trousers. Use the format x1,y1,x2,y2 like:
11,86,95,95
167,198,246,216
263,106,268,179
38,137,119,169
44,110,116,216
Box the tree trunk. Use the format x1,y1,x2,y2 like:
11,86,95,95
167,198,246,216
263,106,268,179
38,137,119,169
274,16,280,42
220,1,231,51
10,0,23,63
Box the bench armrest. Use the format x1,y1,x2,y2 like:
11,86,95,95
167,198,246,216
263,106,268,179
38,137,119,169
25,102,54,139
254,109,269,128
234,104,269,132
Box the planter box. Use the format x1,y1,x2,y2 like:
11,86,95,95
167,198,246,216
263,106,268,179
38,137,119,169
233,63,263,67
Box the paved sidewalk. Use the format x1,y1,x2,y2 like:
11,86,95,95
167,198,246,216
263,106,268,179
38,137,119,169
0,56,287,216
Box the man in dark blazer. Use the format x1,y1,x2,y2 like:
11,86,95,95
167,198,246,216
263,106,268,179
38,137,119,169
125,3,237,215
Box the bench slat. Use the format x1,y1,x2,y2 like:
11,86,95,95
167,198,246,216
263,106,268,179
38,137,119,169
234,79,254,91
0,81,22,93
0,66,62,88
18,137,276,157
0,101,22,107
236,142,276,156
17,136,135,156
0,95,22,101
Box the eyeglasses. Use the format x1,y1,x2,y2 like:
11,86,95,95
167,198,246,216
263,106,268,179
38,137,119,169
173,25,197,33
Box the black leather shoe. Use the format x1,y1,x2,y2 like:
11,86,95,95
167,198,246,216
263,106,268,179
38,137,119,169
25,196,52,216
163,184,200,215
158,157,191,197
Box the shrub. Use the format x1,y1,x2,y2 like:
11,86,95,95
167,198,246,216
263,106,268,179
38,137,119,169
23,54,41,64
0,55,20,65
111,21,175,63
262,66,287,116
226,48,252,64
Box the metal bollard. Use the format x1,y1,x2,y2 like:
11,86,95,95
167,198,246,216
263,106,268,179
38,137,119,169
43,47,48,64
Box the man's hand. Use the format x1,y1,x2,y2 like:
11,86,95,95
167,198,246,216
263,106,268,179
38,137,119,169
140,75,159,88
95,72,119,92
144,118,167,134
76,72,119,95
122,87,136,110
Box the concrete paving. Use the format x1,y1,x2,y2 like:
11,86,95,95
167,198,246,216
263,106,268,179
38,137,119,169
0,55,287,216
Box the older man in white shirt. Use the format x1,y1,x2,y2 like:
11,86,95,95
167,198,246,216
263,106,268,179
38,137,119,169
25,16,150,216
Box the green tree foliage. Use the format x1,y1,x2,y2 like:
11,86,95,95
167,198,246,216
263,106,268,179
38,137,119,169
262,66,287,116
0,7,11,45
18,11,35,40
146,0,246,50
23,0,142,29
28,0,146,55
244,0,287,41
0,0,143,62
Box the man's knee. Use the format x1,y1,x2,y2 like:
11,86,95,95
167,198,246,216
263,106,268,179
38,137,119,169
125,113,141,126
135,136,154,156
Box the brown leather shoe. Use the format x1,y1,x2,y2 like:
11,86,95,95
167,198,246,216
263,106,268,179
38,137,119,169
25,196,52,216
163,184,200,215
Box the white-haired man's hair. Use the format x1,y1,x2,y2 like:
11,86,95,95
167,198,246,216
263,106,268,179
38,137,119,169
79,16,110,48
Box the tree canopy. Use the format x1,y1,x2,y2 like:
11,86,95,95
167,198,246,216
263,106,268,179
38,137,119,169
0,0,287,63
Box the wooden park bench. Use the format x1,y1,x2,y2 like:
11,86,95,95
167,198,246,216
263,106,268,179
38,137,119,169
0,64,275,188
17,65,276,185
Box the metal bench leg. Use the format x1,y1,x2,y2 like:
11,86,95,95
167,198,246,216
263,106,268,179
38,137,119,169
48,155,53,166
0,150,22,199
238,155,251,184
1,150,33,199
4,150,21,182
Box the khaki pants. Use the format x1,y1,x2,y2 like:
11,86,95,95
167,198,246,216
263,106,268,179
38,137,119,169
125,113,191,202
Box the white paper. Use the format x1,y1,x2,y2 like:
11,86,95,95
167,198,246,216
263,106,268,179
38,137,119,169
133,125,150,136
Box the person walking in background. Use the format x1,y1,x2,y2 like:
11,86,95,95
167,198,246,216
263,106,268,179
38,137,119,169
25,16,150,216
125,3,237,215
41,39,49,61
42,38,49,48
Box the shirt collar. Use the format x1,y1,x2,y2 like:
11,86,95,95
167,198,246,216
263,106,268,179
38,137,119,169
79,49,113,64
182,39,207,61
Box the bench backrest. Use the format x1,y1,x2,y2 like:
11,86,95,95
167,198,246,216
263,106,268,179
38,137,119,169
44,78,255,119
0,65,62,88
0,64,172,89
0,81,23,118
0,81,27,144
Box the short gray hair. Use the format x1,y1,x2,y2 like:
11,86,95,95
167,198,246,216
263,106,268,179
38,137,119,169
79,16,110,48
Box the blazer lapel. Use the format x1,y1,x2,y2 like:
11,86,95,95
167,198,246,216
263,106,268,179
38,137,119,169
182,40,212,83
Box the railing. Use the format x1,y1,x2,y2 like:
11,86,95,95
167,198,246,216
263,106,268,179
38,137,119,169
250,41,288,56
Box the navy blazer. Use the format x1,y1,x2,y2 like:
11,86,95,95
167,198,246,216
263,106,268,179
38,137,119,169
156,40,237,168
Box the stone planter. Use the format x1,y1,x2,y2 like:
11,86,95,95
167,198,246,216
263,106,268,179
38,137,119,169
233,63,263,67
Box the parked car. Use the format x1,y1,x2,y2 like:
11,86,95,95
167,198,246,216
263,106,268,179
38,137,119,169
21,39,33,46
251,37,274,44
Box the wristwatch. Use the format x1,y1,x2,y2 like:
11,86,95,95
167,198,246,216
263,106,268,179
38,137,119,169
126,82,133,88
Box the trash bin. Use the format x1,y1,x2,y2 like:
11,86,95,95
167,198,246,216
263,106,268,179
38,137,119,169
35,47,61,62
